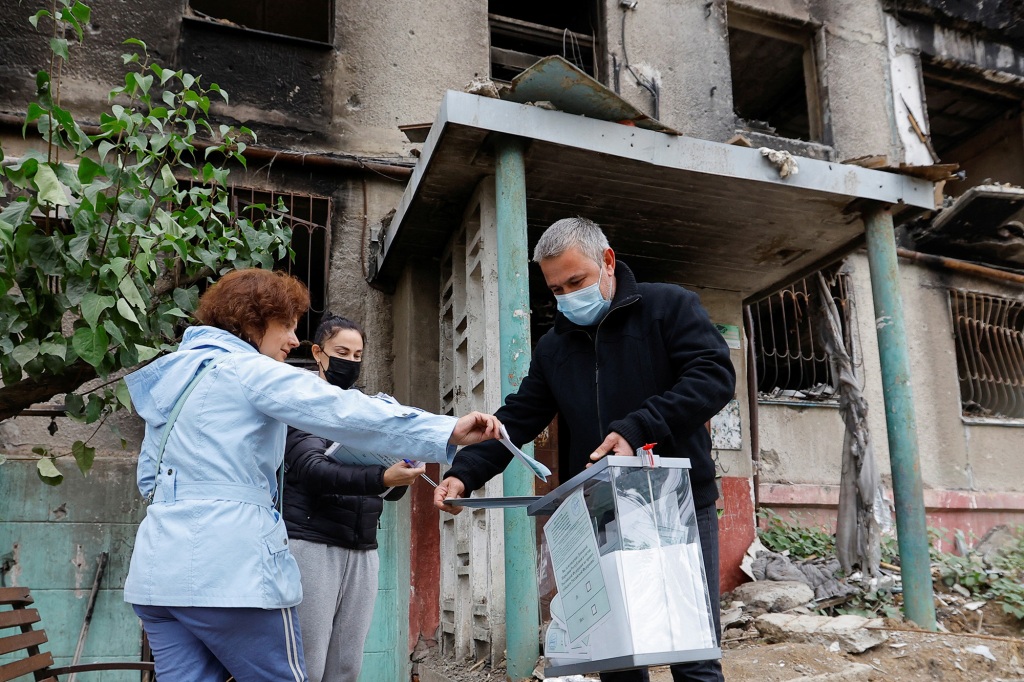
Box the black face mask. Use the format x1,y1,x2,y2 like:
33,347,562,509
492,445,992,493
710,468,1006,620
320,355,361,390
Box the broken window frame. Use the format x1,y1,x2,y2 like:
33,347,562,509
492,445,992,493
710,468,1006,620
185,0,335,48
488,11,600,83
749,269,853,404
948,288,1024,422
727,7,827,145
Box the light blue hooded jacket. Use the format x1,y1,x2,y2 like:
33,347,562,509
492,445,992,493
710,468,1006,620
124,326,457,609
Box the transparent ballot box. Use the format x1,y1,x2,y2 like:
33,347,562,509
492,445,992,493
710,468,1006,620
526,455,720,677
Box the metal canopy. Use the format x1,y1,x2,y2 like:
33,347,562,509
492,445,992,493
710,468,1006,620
371,90,935,299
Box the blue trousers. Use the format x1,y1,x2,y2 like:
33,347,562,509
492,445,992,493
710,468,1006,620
134,604,308,682
600,504,725,682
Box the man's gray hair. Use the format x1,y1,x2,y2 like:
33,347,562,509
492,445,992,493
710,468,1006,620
532,217,609,265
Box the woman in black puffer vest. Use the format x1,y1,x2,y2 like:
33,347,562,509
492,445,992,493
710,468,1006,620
283,314,425,682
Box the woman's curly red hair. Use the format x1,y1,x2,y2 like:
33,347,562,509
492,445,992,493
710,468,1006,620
195,269,310,342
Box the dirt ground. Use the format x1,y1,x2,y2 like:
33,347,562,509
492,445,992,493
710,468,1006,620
418,601,1024,681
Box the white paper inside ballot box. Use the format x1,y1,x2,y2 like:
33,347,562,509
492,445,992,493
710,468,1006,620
599,543,716,654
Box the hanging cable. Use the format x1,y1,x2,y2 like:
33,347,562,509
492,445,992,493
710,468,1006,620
619,6,660,119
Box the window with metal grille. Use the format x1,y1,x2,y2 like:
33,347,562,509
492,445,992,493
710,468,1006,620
186,185,331,363
237,188,330,361
750,271,851,401
948,290,1024,419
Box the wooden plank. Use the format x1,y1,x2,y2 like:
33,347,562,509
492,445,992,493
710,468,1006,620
0,588,31,606
0,608,41,630
0,651,54,681
47,662,155,675
0,629,47,656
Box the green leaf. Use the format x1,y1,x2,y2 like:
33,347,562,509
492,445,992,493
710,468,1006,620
172,286,198,312
12,339,40,368
39,339,67,361
136,345,160,362
103,319,125,346
71,440,96,475
50,37,70,60
115,379,132,411
37,458,64,486
123,38,147,49
67,233,90,264
29,9,51,29
97,139,115,162
118,275,146,309
160,164,177,189
0,200,34,229
59,6,83,42
64,392,85,419
116,297,141,328
33,164,70,206
81,293,115,329
85,394,103,422
72,325,109,368
77,156,103,184
64,277,90,306
70,1,90,30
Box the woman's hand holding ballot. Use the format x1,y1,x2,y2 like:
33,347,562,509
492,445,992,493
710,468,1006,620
449,411,503,446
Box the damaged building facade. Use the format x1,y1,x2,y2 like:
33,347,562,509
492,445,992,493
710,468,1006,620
0,0,1022,678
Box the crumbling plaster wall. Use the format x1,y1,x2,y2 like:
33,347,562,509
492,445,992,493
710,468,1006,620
332,0,489,155
323,177,405,397
602,0,736,141
599,0,899,158
694,288,753,480
809,0,900,161
0,0,183,120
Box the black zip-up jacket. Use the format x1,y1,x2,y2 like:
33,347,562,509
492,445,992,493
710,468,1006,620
445,261,736,510
283,426,406,550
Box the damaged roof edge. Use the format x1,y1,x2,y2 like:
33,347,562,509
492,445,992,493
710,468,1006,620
372,91,937,281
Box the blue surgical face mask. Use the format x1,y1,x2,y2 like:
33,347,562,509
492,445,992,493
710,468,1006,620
555,268,612,326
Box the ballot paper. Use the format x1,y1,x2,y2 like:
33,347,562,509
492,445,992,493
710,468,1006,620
500,424,551,481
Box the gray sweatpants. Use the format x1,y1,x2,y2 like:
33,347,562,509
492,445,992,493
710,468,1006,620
290,538,380,682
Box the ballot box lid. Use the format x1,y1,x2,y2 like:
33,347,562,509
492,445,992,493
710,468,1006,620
527,455,690,516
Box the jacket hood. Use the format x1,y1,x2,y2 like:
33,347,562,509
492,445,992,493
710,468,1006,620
554,260,642,334
125,326,255,427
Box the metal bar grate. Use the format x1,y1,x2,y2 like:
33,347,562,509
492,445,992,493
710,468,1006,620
750,270,850,400
949,289,1024,419
231,186,331,350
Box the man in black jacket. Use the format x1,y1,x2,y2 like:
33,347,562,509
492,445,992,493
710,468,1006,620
434,217,736,682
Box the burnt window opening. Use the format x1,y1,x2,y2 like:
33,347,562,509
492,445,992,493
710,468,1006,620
488,1,600,82
728,10,823,142
187,0,334,45
948,290,1024,420
750,270,851,401
921,65,1023,194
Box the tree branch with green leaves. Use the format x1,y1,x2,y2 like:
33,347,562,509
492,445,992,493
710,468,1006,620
0,0,294,484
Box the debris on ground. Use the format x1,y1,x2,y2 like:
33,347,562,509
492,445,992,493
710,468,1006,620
417,521,1024,681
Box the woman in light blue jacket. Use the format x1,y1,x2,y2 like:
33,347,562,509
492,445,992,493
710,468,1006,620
124,268,501,682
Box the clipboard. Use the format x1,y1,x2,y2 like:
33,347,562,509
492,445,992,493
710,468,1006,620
444,496,542,509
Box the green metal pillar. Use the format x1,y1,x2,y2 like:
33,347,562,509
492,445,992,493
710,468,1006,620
862,204,936,630
494,134,540,679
